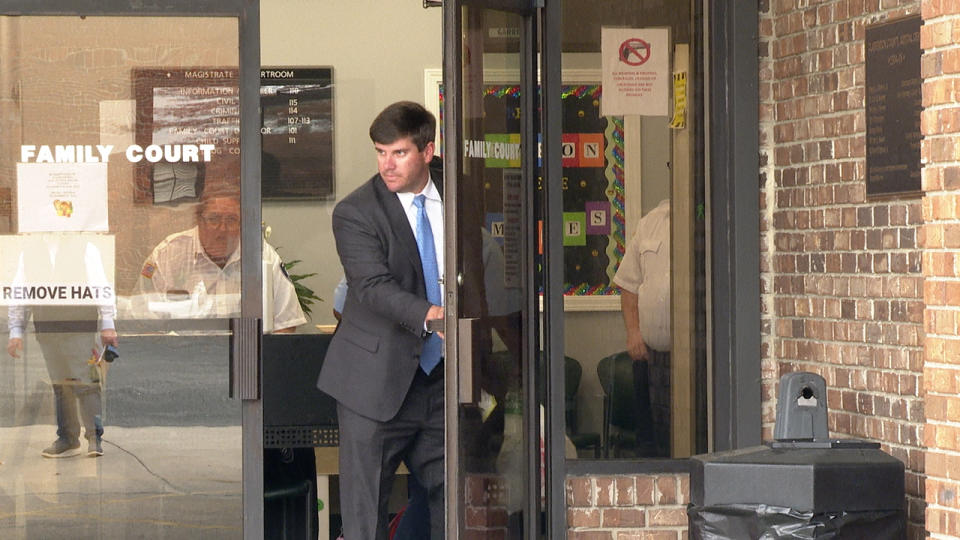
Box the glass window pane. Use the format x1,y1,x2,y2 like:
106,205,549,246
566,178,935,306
558,0,707,460
456,6,529,537
0,15,244,538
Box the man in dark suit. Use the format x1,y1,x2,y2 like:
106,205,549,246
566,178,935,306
318,101,444,539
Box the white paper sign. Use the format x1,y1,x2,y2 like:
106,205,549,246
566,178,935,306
601,27,671,117
16,162,109,232
0,233,115,306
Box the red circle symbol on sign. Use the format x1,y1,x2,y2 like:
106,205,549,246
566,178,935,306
619,38,651,66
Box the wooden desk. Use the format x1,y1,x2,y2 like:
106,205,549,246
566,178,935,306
315,447,408,476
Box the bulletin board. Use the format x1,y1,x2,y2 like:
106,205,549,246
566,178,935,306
436,78,624,303
555,85,624,298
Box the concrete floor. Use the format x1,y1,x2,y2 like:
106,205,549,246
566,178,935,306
0,425,243,539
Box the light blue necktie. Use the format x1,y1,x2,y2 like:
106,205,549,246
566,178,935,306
414,194,443,374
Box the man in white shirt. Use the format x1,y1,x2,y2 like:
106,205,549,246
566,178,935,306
612,198,671,456
134,190,306,333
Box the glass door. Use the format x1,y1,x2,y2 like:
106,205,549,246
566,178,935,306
0,9,262,538
444,0,541,538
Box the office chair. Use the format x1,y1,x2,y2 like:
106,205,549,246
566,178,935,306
596,351,654,458
264,447,317,540
564,356,601,457
264,479,314,540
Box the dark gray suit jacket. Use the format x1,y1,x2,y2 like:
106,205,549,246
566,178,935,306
317,171,440,422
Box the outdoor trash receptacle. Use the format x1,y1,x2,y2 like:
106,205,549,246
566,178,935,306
687,372,906,539
688,442,905,539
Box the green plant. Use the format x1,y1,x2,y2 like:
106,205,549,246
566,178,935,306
282,258,322,319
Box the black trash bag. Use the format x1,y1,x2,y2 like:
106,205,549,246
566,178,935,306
688,503,905,540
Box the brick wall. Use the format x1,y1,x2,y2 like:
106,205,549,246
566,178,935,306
920,2,960,538
464,475,509,539
759,1,927,538
565,474,689,539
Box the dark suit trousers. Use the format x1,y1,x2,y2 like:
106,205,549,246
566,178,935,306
337,364,445,540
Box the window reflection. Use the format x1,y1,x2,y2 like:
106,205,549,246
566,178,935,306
0,14,247,538
130,188,306,331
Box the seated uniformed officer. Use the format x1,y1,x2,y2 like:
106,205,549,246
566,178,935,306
133,188,306,333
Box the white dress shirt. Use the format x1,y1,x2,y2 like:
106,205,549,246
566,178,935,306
613,199,671,351
396,179,444,302
134,227,307,330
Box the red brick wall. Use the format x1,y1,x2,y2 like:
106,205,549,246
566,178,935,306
562,0,960,535
920,2,960,538
759,1,927,538
566,474,689,539
468,472,690,537
464,475,509,539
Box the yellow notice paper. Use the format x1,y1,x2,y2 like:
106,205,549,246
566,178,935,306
670,72,687,129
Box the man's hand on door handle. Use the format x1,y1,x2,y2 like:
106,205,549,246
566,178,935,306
426,305,445,338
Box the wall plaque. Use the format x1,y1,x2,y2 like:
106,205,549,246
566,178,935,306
260,67,334,200
133,67,334,203
865,16,921,198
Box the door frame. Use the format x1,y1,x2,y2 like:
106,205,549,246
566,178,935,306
708,0,762,452
540,2,567,536
0,2,265,538
442,0,545,538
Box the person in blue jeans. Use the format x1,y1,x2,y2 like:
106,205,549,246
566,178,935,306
7,304,118,458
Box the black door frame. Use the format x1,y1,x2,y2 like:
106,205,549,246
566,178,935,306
0,2,265,538
708,0,762,452
442,0,544,537
444,0,763,536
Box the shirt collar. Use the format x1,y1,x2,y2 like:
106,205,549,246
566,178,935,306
396,178,440,208
190,226,241,267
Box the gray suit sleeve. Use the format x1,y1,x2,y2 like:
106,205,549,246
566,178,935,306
333,200,431,335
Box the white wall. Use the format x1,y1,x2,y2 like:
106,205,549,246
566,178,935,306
261,1,443,327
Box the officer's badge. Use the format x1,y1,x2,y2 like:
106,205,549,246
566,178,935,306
141,262,156,279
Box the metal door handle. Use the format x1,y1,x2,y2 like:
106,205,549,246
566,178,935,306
427,318,445,333
458,318,481,404
229,317,261,400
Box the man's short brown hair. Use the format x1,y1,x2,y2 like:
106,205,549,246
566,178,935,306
369,101,436,151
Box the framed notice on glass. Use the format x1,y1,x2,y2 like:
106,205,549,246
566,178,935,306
132,68,240,205
260,67,335,200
